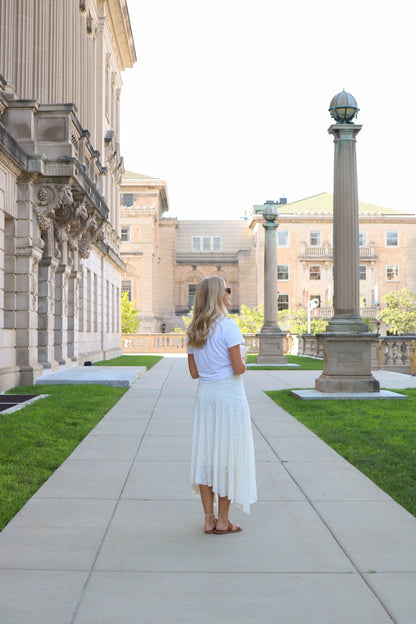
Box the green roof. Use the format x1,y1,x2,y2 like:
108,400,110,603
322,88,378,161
253,192,406,216
123,170,158,180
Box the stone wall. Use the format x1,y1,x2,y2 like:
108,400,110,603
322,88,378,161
0,1,136,391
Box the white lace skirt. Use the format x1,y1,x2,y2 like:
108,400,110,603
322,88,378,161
191,374,257,514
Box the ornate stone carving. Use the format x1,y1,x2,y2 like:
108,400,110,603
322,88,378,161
30,257,39,311
34,182,73,230
35,182,109,260
79,216,104,259
62,272,69,316
49,263,57,313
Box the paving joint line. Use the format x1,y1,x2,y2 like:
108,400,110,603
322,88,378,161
69,358,175,624
252,392,398,624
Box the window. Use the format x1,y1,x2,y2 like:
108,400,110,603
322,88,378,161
188,284,196,309
309,231,321,246
386,265,399,281
278,294,289,311
359,265,367,280
359,231,366,247
122,280,132,301
277,265,289,280
309,265,321,280
386,231,398,246
277,230,289,246
192,236,222,252
202,236,211,251
120,226,130,242
122,193,134,207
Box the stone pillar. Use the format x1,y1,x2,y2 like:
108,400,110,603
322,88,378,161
327,123,367,332
262,221,279,332
67,250,80,364
37,252,59,370
14,0,34,98
54,242,72,366
15,179,43,384
315,93,380,393
256,210,287,365
0,0,15,89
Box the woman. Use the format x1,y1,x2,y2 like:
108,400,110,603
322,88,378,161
186,276,257,535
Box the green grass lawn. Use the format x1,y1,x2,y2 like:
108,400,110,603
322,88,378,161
247,354,323,370
94,355,163,368
266,388,416,517
0,384,127,531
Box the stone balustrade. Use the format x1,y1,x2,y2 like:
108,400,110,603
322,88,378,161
299,245,376,259
373,336,416,374
293,333,416,375
121,333,291,355
311,307,379,319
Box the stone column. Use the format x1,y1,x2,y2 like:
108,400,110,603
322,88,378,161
327,123,367,332
37,252,59,371
315,92,379,393
0,0,15,89
54,242,72,366
67,249,80,364
256,208,287,365
15,178,43,384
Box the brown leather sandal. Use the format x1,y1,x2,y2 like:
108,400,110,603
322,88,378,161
214,521,242,535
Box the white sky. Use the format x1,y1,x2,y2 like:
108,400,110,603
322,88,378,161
120,0,416,220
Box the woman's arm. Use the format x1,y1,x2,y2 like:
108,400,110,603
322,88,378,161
187,354,199,379
228,344,246,375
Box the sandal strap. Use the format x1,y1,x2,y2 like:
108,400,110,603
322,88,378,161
204,513,215,517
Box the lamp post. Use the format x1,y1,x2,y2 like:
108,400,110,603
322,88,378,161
256,200,287,365
314,90,380,393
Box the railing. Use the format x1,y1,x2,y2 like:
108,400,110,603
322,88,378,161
311,307,379,319
122,333,416,375
299,246,376,258
373,337,416,375
121,332,290,355
122,333,187,353
294,333,416,375
292,334,324,359
300,246,332,257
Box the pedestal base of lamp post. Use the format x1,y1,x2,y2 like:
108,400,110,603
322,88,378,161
256,332,287,365
315,332,380,393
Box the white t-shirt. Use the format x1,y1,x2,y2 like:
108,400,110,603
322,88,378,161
187,316,244,382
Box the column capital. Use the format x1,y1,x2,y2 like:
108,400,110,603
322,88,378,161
262,221,279,231
328,123,362,140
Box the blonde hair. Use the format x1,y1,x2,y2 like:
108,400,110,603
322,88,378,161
186,276,228,348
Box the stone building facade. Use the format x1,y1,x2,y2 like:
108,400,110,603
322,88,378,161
120,175,416,332
0,0,136,391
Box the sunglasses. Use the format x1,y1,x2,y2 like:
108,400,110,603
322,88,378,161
225,287,231,294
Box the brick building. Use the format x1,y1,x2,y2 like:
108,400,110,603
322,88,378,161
120,174,416,332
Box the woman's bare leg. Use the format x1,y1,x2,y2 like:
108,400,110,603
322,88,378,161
216,496,242,532
199,484,215,532
216,495,231,531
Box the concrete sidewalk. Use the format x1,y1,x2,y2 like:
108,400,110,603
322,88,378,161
1,358,416,623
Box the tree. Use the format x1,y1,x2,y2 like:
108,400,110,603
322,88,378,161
121,291,141,334
284,308,327,335
174,307,193,333
377,289,416,334
229,305,264,333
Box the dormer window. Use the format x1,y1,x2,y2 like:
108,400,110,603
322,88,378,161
192,236,221,252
